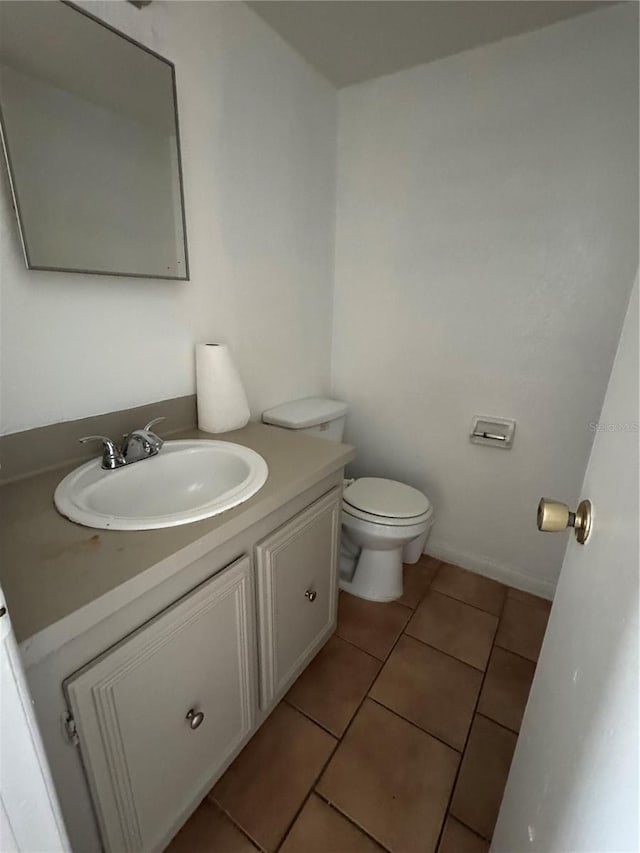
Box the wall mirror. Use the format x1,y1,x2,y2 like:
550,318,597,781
0,1,189,280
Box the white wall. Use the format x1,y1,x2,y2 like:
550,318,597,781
493,277,639,853
0,0,336,434
332,4,638,595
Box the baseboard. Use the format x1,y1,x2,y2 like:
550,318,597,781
425,541,556,601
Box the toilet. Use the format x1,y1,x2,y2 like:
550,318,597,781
262,397,434,602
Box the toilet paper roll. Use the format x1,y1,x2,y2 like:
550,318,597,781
195,343,250,433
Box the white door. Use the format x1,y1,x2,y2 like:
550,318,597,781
0,585,70,852
492,278,639,853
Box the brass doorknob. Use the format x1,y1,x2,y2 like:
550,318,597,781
537,498,592,544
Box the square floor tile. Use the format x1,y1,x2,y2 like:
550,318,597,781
210,703,336,852
450,715,517,840
280,794,381,853
437,817,489,853
507,587,552,614
370,635,482,750
398,556,441,609
405,591,498,670
495,597,550,662
286,635,381,736
165,800,256,853
336,592,411,660
477,647,536,732
431,563,506,616
317,699,459,853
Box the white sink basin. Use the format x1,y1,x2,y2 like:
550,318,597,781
54,440,269,530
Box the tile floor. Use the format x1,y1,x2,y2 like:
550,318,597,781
167,557,551,853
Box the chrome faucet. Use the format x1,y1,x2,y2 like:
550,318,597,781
121,417,165,463
78,435,124,470
79,417,165,470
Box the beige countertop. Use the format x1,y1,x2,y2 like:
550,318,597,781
0,422,353,648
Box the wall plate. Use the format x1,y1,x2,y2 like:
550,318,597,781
470,415,516,449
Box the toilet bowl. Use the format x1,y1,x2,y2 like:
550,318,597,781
340,477,433,601
261,398,435,603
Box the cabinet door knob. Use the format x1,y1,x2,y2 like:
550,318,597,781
185,708,205,730
305,590,317,602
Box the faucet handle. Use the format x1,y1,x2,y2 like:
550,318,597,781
142,417,165,434
78,435,123,470
79,434,117,447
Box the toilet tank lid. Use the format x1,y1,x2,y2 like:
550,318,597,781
262,397,348,429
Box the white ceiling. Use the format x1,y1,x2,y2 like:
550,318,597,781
248,0,613,87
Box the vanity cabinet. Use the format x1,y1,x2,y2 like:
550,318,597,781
255,486,341,707
64,556,256,853
4,418,353,853
59,485,342,853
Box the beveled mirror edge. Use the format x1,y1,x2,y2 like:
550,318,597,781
0,0,190,281
0,99,32,269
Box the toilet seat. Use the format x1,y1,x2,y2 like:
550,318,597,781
343,477,431,525
342,502,432,527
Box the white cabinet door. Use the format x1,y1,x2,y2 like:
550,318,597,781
65,555,256,853
256,487,341,708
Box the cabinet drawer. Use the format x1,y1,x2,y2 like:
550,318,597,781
255,487,341,708
65,555,256,853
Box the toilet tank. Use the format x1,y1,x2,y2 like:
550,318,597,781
262,397,348,442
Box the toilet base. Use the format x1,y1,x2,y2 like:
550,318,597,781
339,546,404,602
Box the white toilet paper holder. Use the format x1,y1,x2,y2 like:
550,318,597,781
470,415,516,449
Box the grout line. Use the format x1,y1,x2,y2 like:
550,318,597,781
314,791,389,851
474,710,522,738
395,559,443,610
331,569,539,849
447,813,495,844
219,563,532,853
400,628,492,673
493,640,539,665
281,694,356,741
432,559,552,613
475,648,536,735
334,629,405,664
276,582,429,853
334,568,438,663
279,592,433,853
272,719,342,853
293,577,444,853
432,583,512,852
490,639,539,664
366,696,462,755
208,799,266,852
425,586,505,619
208,708,322,853
331,632,385,664
400,567,442,612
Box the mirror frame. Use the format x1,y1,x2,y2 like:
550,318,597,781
0,0,190,280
